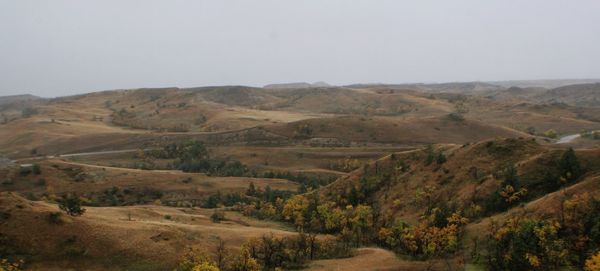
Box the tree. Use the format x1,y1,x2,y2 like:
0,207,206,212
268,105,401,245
317,202,345,233
246,182,257,196
436,152,447,165
425,145,435,165
175,248,220,271
211,210,225,223
559,148,581,182
21,107,38,118
214,238,228,271
282,195,310,230
586,251,600,271
502,164,519,188
263,185,274,202
349,205,374,246
191,263,220,271
499,185,527,204
230,245,261,271
58,193,86,216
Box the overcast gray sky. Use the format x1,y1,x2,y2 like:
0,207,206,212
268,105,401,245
1,0,599,97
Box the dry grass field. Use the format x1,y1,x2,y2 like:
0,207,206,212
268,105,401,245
0,192,296,271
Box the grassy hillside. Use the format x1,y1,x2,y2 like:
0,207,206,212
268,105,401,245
264,115,527,145
535,83,600,107
0,192,295,271
2,84,600,270
0,159,297,207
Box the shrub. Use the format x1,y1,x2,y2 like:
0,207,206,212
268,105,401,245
544,129,557,139
58,194,86,216
18,167,31,176
436,153,447,164
581,131,600,140
447,112,465,122
424,145,435,165
211,210,225,223
21,107,38,118
64,246,86,258
47,212,62,224
32,164,41,175
35,178,46,187
294,123,313,139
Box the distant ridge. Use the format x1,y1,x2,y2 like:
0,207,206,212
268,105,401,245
264,81,332,89
345,81,502,93
0,94,42,106
487,79,600,89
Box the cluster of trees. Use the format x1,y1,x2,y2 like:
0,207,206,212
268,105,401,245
144,140,335,192
424,145,446,166
235,188,380,246
201,183,294,209
20,107,38,118
480,193,600,270
328,157,362,173
377,212,468,259
224,147,591,268
18,164,41,176
232,181,469,260
145,141,252,176
93,186,163,206
482,148,582,215
293,123,313,139
581,130,600,140
141,141,239,175
175,233,352,271
482,164,528,214
146,141,336,190
260,171,335,191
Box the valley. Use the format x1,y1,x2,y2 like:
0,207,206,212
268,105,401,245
1,81,600,270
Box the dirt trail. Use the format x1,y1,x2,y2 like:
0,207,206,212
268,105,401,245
307,247,445,271
49,159,186,173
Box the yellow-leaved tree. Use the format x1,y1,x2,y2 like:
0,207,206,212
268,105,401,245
0,259,23,271
586,251,600,271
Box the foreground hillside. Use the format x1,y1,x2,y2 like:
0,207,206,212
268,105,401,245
321,138,600,222
0,192,295,271
315,138,600,269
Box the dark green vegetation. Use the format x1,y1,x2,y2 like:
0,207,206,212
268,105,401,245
57,193,86,216
482,194,600,270
146,140,335,189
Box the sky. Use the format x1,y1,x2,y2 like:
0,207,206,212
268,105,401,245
1,0,599,97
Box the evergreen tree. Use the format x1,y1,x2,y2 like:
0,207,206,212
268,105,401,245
559,148,581,181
